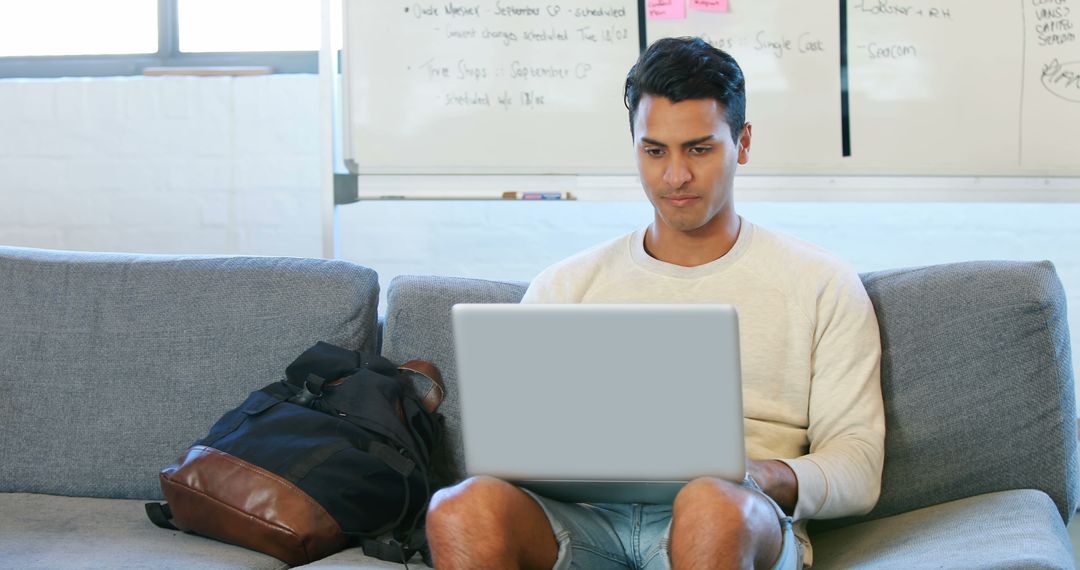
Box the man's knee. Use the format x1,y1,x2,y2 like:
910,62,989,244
425,476,520,565
675,478,749,516
426,476,559,569
671,477,783,568
427,475,518,533
673,477,773,534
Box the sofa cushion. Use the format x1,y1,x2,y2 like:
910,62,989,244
0,493,287,570
0,247,380,500
839,260,1078,527
298,547,431,569
810,489,1073,569
381,275,528,482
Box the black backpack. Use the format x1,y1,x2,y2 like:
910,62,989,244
146,342,447,566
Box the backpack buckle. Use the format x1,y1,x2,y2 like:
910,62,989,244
287,373,326,407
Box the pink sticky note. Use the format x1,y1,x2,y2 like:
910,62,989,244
646,0,687,20
690,0,729,12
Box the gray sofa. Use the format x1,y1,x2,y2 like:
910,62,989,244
1,245,1076,569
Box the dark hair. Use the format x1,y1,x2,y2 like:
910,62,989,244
624,37,746,144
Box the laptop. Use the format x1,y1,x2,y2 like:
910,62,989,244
451,303,745,504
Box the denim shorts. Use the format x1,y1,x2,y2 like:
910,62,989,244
520,476,801,570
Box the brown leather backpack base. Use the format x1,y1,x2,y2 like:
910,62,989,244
160,446,348,566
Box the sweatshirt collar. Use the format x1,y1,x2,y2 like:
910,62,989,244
628,216,753,279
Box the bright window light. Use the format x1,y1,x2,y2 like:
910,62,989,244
0,0,157,57
178,0,319,53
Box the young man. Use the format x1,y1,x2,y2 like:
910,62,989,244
425,37,885,570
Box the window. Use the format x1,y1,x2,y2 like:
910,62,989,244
0,0,319,78
178,0,320,53
0,0,157,57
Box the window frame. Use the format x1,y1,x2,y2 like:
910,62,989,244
0,0,317,78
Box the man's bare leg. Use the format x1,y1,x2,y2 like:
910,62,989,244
669,477,784,570
426,475,559,570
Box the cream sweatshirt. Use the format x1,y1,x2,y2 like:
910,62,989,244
520,219,885,565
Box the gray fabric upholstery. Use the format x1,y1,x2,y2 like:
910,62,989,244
299,548,431,569
830,260,1078,529
0,246,380,500
381,275,528,482
0,493,287,570
810,489,1073,569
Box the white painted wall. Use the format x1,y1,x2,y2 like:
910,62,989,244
1,75,1078,405
338,199,1080,356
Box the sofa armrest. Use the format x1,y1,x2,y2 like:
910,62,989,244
848,261,1078,527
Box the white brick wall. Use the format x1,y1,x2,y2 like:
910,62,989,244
0,75,321,255
0,74,1077,406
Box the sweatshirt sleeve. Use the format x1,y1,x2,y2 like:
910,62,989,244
780,269,885,521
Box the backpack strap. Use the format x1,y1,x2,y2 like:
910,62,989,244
282,439,354,483
144,502,178,531
398,360,446,413
361,538,416,563
358,489,433,565
345,441,416,538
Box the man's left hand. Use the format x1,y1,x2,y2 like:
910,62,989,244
747,459,798,515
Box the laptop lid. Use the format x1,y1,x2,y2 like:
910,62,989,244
451,303,745,504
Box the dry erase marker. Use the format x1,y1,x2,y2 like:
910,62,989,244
521,192,564,200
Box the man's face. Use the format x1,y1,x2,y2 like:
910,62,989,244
633,95,750,235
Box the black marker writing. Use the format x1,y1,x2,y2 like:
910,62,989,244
1041,59,1080,101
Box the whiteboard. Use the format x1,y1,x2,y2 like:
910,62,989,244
342,0,640,174
647,0,1080,175
342,0,1080,177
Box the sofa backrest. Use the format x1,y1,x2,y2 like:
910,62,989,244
381,275,528,480
381,261,1077,525
0,247,380,500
